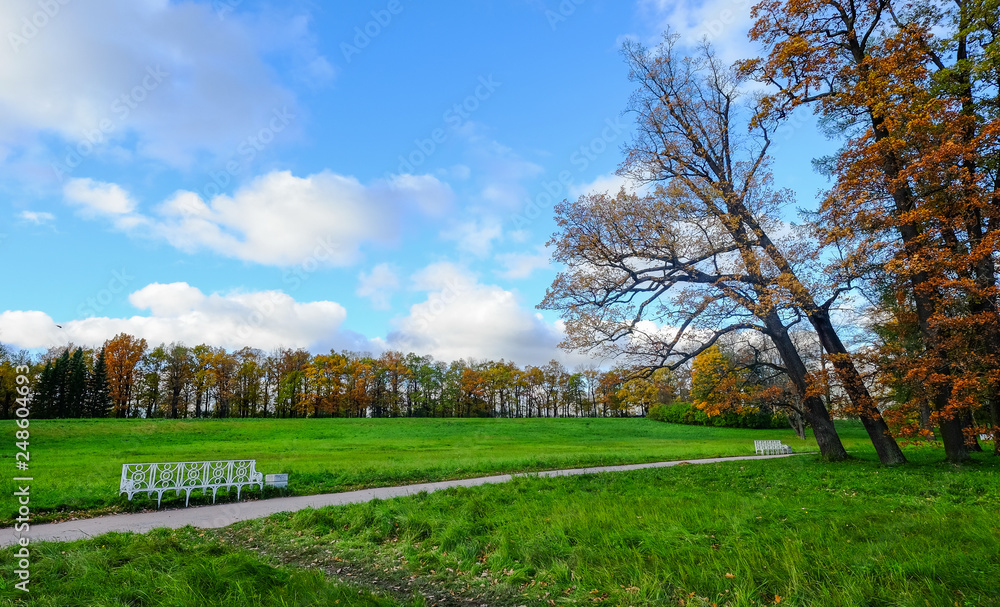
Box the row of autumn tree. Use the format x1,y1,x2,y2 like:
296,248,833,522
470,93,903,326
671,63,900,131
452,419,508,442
0,334,707,420
541,0,1000,464
0,331,837,432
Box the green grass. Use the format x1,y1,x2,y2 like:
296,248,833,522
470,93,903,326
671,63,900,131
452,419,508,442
2,447,997,606
213,450,1000,606
1,417,865,523
0,527,419,606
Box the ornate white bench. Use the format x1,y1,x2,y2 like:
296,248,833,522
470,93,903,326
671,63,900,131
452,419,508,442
981,433,995,441
119,460,264,508
754,440,792,455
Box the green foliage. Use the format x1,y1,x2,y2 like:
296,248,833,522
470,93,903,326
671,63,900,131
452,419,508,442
84,348,112,418
648,401,788,429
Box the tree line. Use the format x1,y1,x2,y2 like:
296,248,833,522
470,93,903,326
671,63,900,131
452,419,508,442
0,329,831,434
0,334,680,420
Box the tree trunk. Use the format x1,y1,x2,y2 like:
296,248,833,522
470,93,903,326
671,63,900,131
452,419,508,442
808,310,907,465
763,313,849,461
939,410,973,463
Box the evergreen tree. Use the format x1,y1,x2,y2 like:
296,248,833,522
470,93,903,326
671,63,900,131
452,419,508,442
66,348,88,418
53,350,71,418
85,348,112,418
34,361,56,418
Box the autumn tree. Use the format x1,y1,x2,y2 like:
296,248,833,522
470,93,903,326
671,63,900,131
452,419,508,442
163,344,193,418
744,0,1000,461
541,36,896,461
104,333,147,418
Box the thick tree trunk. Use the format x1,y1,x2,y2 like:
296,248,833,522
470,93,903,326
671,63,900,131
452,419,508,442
919,403,932,433
939,413,973,463
735,201,906,465
808,309,907,466
763,313,849,461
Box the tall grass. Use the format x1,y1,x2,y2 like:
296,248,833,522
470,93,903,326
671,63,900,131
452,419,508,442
0,527,418,606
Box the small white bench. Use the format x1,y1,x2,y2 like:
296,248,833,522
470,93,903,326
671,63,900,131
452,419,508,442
120,460,264,508
981,433,994,441
754,440,792,455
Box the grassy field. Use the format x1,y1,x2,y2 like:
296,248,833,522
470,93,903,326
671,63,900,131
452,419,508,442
0,417,869,523
1,445,997,606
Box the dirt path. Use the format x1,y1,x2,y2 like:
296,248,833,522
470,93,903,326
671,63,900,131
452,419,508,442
0,453,801,547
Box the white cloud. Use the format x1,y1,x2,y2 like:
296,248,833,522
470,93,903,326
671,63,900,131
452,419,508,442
64,178,136,215
568,173,642,199
388,263,598,367
0,283,349,352
63,170,453,267
0,311,63,349
0,0,319,167
636,0,756,64
18,210,54,224
495,245,553,279
440,216,503,257
381,173,455,217
357,263,400,310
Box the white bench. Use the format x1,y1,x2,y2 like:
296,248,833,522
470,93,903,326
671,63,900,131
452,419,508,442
120,460,264,508
754,440,792,455
981,433,994,441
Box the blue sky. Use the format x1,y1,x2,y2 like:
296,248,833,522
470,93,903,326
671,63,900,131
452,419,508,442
0,0,835,367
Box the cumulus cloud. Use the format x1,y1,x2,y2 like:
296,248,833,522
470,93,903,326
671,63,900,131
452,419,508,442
495,245,553,279
637,0,756,64
64,178,136,215
0,283,350,351
387,263,598,367
62,170,454,267
356,263,400,310
440,216,503,257
0,0,321,167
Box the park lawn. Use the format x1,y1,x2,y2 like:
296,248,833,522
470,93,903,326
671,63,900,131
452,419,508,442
0,527,419,607
0,417,873,523
1,447,997,607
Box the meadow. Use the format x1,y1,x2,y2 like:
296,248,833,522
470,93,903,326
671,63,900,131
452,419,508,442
1,442,997,606
0,417,866,523
2,419,998,606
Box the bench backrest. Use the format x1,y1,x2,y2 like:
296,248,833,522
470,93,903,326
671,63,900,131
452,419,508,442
120,460,259,491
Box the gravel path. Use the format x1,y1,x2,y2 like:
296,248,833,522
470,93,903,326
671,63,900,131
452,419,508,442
0,453,801,547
